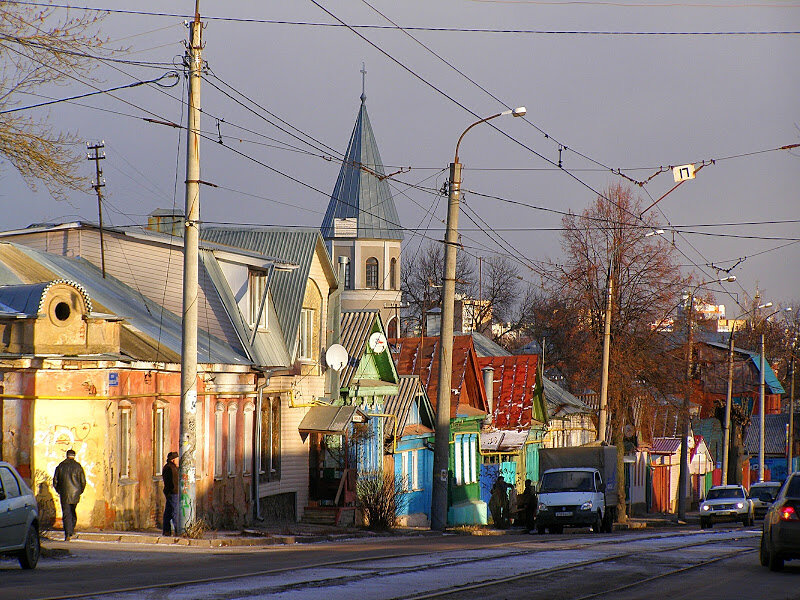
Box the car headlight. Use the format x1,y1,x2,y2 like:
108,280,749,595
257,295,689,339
736,502,744,509
580,501,593,511
538,502,547,511
701,505,710,511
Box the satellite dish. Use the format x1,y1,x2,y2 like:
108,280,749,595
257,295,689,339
368,332,388,354
325,344,348,372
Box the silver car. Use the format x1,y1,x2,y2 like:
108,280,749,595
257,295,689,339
749,482,782,519
0,461,40,569
699,484,754,528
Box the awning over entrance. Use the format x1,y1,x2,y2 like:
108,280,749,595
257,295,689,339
298,405,368,435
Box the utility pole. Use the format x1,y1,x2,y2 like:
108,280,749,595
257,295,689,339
179,1,203,532
87,141,107,278
598,255,613,443
789,352,795,474
722,333,735,484
677,291,694,522
759,333,766,481
431,160,461,532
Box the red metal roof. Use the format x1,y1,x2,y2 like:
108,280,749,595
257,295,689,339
651,437,682,455
391,336,488,419
477,354,539,429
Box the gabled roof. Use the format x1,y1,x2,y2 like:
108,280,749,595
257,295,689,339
702,340,785,395
339,309,399,392
745,414,796,455
0,243,249,365
478,354,544,429
391,335,488,419
463,331,509,358
320,96,403,241
384,375,435,439
200,226,336,361
543,376,594,418
481,429,529,453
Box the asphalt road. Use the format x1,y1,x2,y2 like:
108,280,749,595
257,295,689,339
3,525,797,600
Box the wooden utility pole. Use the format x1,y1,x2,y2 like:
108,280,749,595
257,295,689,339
722,334,735,484
179,1,203,532
598,255,614,443
87,141,107,278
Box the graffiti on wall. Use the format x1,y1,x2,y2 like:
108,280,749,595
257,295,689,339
33,423,97,492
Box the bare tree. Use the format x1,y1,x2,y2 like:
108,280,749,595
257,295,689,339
535,183,687,520
0,2,108,199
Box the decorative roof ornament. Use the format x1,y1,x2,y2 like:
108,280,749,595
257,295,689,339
360,61,367,104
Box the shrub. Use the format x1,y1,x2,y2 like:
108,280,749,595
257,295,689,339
356,472,407,530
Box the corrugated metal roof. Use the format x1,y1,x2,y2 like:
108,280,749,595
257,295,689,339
464,331,509,358
0,244,249,365
201,227,330,361
704,340,785,395
391,335,488,419
298,405,367,434
745,414,795,455
543,376,594,417
480,429,529,452
651,437,682,454
478,354,540,429
339,309,378,388
321,97,403,241
384,375,435,439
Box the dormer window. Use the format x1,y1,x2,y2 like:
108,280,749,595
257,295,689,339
249,269,268,330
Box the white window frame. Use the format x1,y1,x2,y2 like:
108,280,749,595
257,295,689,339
243,402,254,475
249,269,269,331
299,307,314,360
454,435,463,486
411,450,419,490
227,403,238,477
214,403,224,478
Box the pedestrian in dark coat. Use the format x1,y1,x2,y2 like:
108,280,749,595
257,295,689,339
52,449,86,541
162,451,180,536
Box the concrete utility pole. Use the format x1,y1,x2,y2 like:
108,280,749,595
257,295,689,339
598,255,613,443
87,141,107,278
759,333,766,482
431,106,525,532
790,352,796,474
179,1,203,533
722,333,734,485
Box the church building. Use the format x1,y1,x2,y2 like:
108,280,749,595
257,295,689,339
321,80,403,337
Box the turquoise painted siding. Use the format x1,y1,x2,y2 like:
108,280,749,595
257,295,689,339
394,435,432,518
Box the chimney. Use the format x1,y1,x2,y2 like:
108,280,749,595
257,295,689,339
482,365,494,421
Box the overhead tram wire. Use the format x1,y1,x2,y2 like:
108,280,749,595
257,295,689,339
6,2,800,34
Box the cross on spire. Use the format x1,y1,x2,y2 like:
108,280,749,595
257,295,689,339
360,62,367,103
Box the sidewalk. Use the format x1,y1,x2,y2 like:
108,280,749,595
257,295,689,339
42,512,697,549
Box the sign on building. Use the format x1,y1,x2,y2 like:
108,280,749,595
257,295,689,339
334,218,357,238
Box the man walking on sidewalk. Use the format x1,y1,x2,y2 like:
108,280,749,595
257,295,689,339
53,449,86,541
162,451,180,536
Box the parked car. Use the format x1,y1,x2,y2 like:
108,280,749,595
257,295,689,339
699,485,754,529
749,482,783,519
0,461,40,569
760,472,800,571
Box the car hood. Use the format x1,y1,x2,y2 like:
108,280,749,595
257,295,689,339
701,497,746,507
539,491,597,506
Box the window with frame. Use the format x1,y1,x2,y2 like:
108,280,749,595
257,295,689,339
153,405,166,476
260,397,281,482
453,434,477,486
214,403,224,477
243,402,254,475
365,257,379,289
227,403,238,476
249,269,269,331
390,257,398,290
299,308,315,360
119,406,132,479
401,450,419,491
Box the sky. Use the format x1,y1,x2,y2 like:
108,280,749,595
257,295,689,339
2,0,799,315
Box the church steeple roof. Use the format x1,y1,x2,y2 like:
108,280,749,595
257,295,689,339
321,92,403,241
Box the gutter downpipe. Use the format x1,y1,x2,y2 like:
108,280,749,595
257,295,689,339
329,256,347,401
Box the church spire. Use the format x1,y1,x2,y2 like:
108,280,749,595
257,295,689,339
321,69,403,242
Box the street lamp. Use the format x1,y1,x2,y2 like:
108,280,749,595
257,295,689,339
721,302,772,485
431,106,526,531
677,275,736,522
597,228,665,443
755,306,792,482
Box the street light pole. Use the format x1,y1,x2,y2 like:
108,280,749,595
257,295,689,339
677,276,735,521
431,106,526,531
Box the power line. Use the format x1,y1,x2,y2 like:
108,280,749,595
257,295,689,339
6,2,800,35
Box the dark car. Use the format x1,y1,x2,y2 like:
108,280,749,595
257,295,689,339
0,461,40,569
760,472,800,571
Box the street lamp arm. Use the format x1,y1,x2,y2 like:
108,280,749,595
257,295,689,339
453,106,526,163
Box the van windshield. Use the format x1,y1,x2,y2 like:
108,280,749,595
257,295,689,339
540,471,595,493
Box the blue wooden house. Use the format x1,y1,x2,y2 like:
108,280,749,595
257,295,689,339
385,375,435,526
